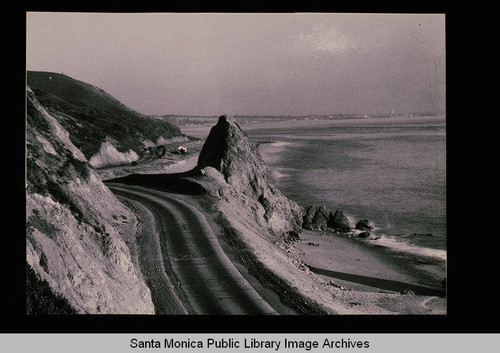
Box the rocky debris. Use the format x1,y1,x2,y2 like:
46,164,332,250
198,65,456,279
196,115,303,239
26,86,154,314
89,140,139,168
328,280,351,291
275,240,310,274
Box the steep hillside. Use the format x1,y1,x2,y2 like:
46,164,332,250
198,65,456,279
27,71,185,167
26,86,154,314
195,115,303,238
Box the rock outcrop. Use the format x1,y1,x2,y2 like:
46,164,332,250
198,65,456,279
197,115,268,197
26,86,154,314
302,206,353,232
196,115,303,238
328,210,352,232
302,205,331,230
355,219,374,231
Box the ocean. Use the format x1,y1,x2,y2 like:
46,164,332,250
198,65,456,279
244,116,446,265
182,115,447,281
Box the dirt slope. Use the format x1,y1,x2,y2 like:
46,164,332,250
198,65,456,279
26,86,154,314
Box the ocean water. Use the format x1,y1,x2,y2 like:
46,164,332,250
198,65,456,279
244,116,446,267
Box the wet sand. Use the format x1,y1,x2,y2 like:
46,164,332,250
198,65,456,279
295,230,445,297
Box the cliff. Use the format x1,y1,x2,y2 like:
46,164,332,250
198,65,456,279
27,71,186,167
195,115,303,239
26,86,154,314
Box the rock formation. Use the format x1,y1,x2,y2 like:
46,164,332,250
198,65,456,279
355,219,374,231
328,210,352,231
26,86,154,314
354,219,374,238
302,205,330,230
196,115,303,238
302,205,353,232
197,115,268,197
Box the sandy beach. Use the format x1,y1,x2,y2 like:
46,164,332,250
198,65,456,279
288,230,445,314
296,230,445,296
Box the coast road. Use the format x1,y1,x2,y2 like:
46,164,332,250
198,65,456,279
108,184,278,315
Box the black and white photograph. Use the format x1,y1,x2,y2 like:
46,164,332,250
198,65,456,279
25,12,447,319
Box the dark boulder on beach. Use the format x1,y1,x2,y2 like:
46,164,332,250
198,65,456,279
302,206,317,228
302,205,331,230
312,206,330,225
327,210,352,232
302,206,353,233
355,219,373,231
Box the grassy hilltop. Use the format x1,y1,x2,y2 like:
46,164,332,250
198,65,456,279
27,71,184,159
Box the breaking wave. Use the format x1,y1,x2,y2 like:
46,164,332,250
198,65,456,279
367,233,447,261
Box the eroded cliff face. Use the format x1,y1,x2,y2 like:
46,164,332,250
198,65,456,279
26,87,154,314
196,115,303,239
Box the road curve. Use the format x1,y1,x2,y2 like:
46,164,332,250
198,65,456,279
108,183,278,315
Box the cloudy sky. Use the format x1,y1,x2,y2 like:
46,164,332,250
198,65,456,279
26,12,445,116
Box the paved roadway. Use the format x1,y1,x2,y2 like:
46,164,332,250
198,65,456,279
108,184,278,315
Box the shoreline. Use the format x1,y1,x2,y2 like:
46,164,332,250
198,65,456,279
200,192,446,314
295,230,445,297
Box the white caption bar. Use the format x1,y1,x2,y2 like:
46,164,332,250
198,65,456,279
1,334,498,353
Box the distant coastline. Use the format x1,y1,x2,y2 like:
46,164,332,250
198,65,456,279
159,112,446,128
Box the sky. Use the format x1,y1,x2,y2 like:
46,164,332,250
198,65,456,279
26,12,445,116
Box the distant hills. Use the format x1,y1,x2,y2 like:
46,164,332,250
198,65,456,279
27,71,184,162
